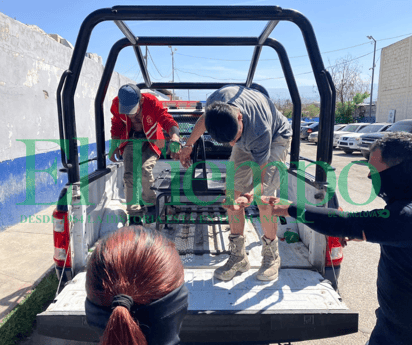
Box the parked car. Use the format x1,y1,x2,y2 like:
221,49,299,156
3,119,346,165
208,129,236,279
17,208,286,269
308,124,346,144
302,120,316,126
359,119,412,159
337,123,392,154
300,122,319,140
282,119,309,133
300,120,316,129
333,123,369,148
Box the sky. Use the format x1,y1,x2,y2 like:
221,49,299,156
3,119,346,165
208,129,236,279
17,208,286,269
1,0,412,101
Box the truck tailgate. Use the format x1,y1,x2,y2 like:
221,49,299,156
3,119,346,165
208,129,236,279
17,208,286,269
38,268,356,343
38,214,357,343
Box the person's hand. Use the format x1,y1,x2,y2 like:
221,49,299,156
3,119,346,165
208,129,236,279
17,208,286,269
109,147,122,162
335,207,365,247
154,139,166,150
338,236,365,248
180,146,193,168
261,196,292,206
260,196,292,217
338,237,348,248
168,140,182,161
223,193,253,212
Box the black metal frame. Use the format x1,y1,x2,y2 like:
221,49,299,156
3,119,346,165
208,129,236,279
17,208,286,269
58,5,335,186
152,135,229,229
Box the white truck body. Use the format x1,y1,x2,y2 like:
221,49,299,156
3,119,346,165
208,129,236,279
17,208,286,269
38,158,357,343
36,5,359,343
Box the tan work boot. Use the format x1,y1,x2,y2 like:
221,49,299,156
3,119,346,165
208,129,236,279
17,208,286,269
214,234,250,281
257,236,281,281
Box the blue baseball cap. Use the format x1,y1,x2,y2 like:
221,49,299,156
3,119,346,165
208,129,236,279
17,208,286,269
118,84,141,114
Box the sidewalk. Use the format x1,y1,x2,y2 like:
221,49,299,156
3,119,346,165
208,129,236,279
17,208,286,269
0,206,56,321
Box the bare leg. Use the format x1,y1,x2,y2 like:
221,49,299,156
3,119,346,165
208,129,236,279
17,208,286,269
214,190,250,281
227,190,245,235
257,204,277,240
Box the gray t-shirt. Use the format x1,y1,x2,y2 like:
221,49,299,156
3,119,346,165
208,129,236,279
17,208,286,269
206,85,292,166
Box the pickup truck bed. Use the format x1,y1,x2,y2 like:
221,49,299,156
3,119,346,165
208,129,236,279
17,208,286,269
38,161,357,344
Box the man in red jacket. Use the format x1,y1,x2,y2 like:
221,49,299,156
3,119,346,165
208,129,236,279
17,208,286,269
109,84,181,224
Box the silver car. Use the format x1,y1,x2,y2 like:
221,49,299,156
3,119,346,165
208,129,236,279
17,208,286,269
333,123,369,149
337,123,392,154
308,124,346,144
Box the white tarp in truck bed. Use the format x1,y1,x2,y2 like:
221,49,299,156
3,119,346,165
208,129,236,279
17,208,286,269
37,213,357,343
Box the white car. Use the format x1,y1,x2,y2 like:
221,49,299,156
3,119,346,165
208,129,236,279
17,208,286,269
333,123,370,149
337,123,392,154
308,124,346,143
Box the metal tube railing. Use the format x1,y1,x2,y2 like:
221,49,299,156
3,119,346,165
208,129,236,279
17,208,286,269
95,36,301,171
61,6,334,185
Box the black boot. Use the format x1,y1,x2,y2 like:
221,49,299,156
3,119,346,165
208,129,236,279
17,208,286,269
129,215,143,226
145,206,157,224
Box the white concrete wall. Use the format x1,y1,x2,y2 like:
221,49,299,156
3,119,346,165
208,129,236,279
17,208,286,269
0,11,135,162
376,36,412,122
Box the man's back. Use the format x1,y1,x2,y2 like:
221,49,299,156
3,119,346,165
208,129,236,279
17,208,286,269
206,85,292,150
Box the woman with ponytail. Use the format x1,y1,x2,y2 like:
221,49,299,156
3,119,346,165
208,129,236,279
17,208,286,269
85,226,189,345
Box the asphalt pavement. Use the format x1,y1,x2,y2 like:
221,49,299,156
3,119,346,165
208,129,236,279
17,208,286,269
18,142,382,345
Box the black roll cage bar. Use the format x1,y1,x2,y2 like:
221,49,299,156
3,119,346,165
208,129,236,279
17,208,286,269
58,5,335,187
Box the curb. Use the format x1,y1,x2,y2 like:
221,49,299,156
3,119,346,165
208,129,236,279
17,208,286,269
0,266,57,345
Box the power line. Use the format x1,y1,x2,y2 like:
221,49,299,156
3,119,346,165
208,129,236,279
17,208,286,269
175,52,254,62
125,32,409,84
118,62,139,75
124,32,410,84
326,51,375,68
256,51,378,81
175,69,181,82
378,32,412,42
375,52,382,66
174,32,412,62
147,48,172,79
175,41,371,62
130,70,141,82
174,49,380,82
175,67,246,81
147,68,165,81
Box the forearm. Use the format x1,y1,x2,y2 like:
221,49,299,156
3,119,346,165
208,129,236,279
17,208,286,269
108,136,121,160
168,126,180,141
252,162,269,197
186,115,206,146
287,204,366,240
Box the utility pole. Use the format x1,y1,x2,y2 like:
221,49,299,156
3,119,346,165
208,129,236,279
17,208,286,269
168,46,176,100
367,36,376,118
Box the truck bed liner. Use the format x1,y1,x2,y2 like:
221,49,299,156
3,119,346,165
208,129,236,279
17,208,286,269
100,197,313,269
38,266,355,343
38,200,356,343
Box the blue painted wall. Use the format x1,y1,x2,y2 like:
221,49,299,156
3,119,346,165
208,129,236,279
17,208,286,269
0,141,111,232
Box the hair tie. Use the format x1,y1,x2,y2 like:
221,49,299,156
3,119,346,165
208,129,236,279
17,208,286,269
111,294,134,311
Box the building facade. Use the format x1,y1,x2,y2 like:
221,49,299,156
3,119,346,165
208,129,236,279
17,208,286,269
0,12,136,231
376,35,412,122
